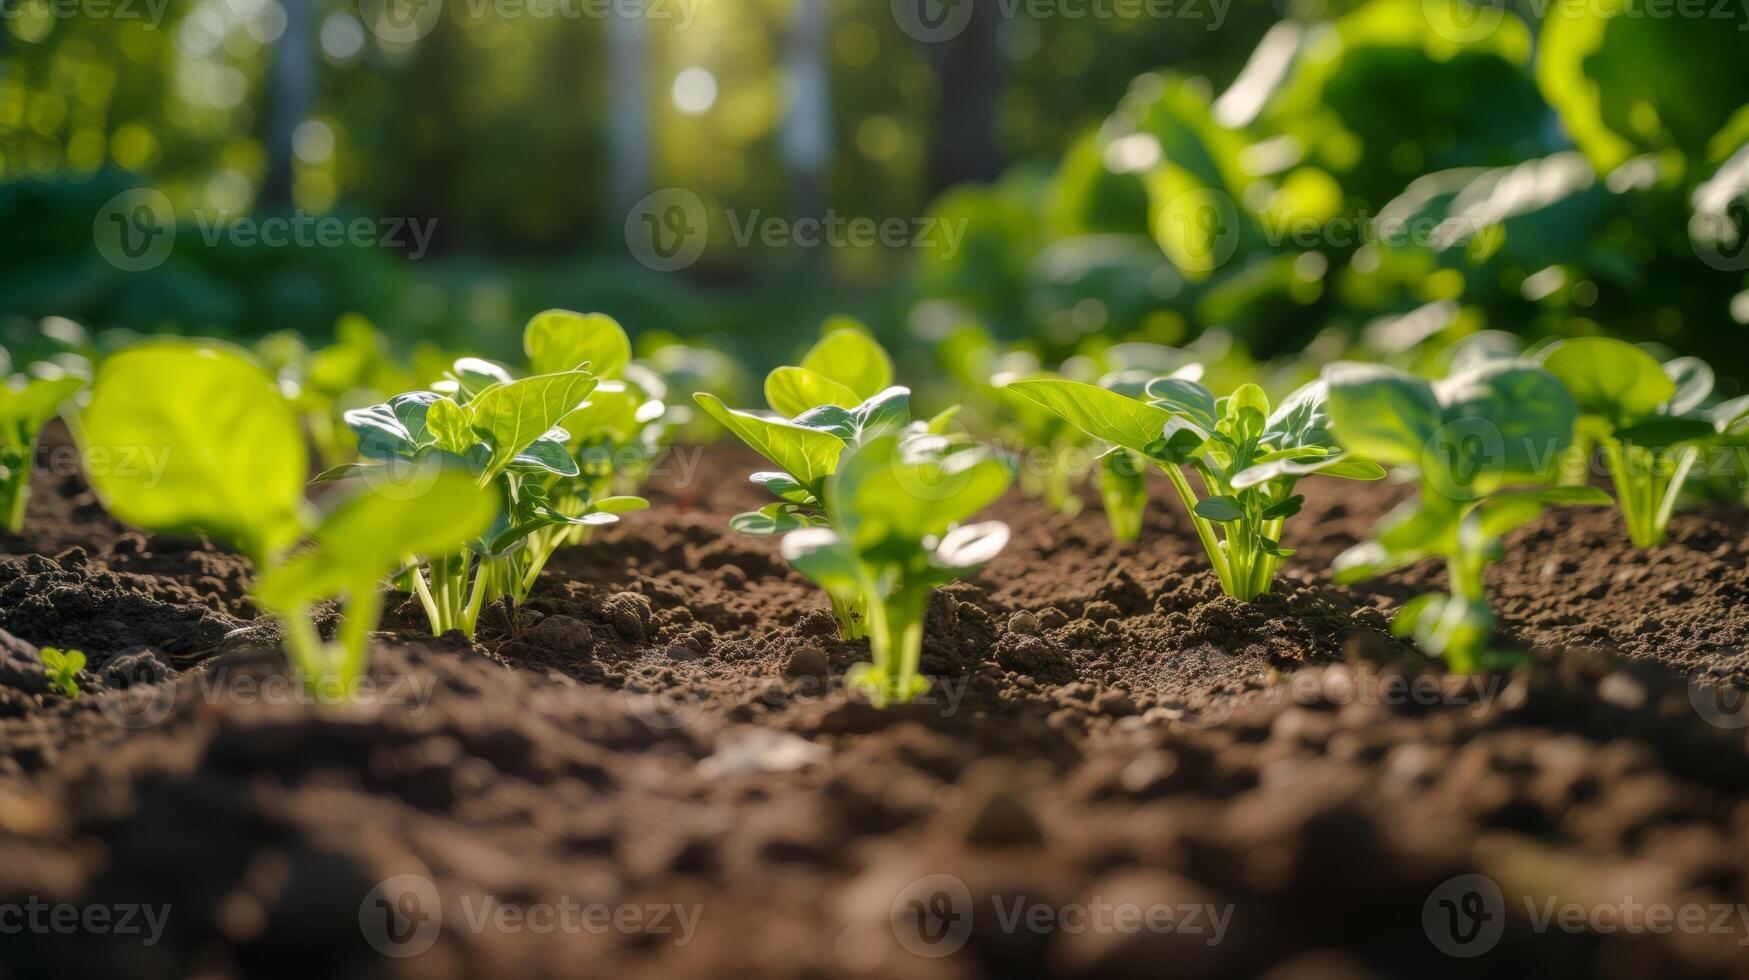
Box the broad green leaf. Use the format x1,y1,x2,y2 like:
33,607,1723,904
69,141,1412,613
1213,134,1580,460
1005,378,1177,457
780,526,863,595
1433,361,1577,485
389,391,445,447
1261,495,1305,520
800,325,893,400
731,503,821,536
510,430,579,476
1709,394,1749,433
853,387,912,435
1228,383,1270,422
765,366,861,418
751,471,817,505
80,342,307,560
1229,454,1386,490
2,376,82,436
1615,416,1717,448
449,357,513,399
1538,338,1671,425
1663,357,1714,416
524,310,631,379
1193,495,1245,521
789,404,859,440
1323,362,1440,467
343,403,419,460
693,393,845,492
254,467,497,610
471,371,599,478
592,495,648,514
1262,380,1335,451
832,435,1012,550
1145,377,1219,432
425,398,475,454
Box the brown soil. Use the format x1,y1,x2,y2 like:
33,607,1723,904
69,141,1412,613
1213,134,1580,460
3,437,1749,979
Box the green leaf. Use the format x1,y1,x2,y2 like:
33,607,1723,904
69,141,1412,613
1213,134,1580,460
1538,338,1672,425
1709,394,1749,433
730,503,821,536
1262,379,1335,451
1005,378,1178,457
765,366,860,418
1145,422,1208,464
693,393,846,493
2,375,82,435
1261,495,1305,520
1614,416,1717,449
1322,362,1440,467
343,402,420,460
510,430,579,476
254,467,498,610
1144,377,1219,433
1230,454,1386,490
389,391,445,447
524,310,631,379
471,371,599,478
852,386,912,435
449,357,513,399
1432,361,1578,486
751,471,817,505
592,495,648,514
1193,495,1245,522
425,397,475,454
779,526,863,596
800,325,892,399
831,434,1012,550
789,405,859,440
79,341,307,560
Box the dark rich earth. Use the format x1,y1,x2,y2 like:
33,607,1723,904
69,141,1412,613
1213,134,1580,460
3,437,1749,979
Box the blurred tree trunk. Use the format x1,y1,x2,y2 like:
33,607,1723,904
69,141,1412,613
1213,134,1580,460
262,0,313,209
924,1,1001,194
607,2,649,221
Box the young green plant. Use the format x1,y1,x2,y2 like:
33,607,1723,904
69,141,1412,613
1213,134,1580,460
1322,360,1612,672
693,325,919,640
781,431,1012,706
1536,338,1749,547
78,341,497,696
1007,375,1385,599
0,366,83,532
38,647,84,698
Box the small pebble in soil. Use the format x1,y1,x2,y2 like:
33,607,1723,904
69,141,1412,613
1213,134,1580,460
1007,610,1041,636
784,647,829,679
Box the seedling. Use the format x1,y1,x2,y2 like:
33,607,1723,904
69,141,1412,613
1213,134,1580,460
694,324,924,640
1322,360,1611,672
1536,338,1749,547
0,366,83,532
39,647,84,698
1007,375,1385,599
337,312,654,633
78,341,496,694
782,431,1012,705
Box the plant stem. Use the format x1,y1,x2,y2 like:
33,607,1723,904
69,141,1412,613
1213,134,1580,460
1159,463,1236,596
829,591,868,640
863,582,929,705
2,467,26,533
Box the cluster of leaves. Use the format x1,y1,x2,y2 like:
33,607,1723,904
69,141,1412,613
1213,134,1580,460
1008,374,1384,600
77,341,497,693
0,355,83,532
1323,359,1611,672
696,324,1012,703
334,311,652,637
38,647,84,699
1536,339,1749,548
